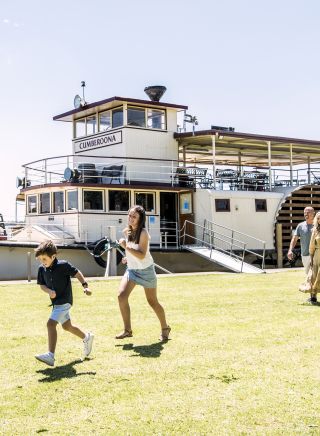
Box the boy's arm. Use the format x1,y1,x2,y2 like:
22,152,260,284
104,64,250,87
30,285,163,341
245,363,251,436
39,284,56,299
74,271,92,295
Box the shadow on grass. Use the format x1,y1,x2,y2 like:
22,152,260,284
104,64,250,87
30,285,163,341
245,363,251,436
116,341,169,358
36,359,96,383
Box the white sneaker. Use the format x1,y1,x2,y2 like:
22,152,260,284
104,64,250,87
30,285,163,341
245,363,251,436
35,352,55,367
83,332,94,358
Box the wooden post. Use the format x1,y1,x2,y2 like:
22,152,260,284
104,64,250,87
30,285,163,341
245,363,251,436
27,252,31,282
276,223,283,268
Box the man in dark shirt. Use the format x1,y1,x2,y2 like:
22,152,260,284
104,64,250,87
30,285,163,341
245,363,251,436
35,240,94,366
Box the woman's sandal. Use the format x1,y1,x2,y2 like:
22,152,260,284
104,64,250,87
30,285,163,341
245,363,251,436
160,325,171,341
115,329,133,339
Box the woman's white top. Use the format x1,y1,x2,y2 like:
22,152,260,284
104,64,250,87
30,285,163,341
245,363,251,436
125,234,154,270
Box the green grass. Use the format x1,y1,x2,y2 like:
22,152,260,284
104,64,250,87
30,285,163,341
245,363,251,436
1,270,320,435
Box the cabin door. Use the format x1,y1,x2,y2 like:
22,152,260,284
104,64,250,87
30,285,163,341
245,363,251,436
160,192,178,248
178,192,195,245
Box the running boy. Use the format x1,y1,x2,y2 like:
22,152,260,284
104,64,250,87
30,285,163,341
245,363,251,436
34,240,94,366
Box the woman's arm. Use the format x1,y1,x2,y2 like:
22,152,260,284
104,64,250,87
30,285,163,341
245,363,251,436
309,230,316,265
120,229,149,260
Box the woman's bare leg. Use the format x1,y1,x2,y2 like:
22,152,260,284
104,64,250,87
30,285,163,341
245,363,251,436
144,287,168,329
117,276,136,333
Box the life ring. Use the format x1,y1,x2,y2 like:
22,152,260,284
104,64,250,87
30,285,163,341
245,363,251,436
92,238,122,268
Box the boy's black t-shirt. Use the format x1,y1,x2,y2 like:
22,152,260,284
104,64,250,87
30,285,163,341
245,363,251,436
37,258,78,306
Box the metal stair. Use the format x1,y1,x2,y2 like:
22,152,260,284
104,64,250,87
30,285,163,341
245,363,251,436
180,219,266,274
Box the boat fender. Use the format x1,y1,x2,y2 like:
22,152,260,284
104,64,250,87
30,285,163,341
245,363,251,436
92,238,122,268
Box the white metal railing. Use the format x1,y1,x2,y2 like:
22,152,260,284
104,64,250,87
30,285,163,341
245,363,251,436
180,220,265,272
19,154,320,191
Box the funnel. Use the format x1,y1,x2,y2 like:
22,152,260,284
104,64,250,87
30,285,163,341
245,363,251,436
144,85,167,102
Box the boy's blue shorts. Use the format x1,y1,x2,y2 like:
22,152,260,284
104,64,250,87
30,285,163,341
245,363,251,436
50,303,71,324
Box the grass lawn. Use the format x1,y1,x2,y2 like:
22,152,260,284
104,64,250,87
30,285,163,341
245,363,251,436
1,270,320,435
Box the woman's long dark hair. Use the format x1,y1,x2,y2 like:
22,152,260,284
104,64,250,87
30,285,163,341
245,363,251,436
127,205,146,243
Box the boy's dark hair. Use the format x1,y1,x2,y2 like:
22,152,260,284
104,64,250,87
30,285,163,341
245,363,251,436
127,205,146,244
35,240,58,258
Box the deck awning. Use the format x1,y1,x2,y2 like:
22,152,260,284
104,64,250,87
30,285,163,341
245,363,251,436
174,130,320,166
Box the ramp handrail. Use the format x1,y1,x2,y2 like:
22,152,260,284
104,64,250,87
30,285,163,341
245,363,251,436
180,220,265,272
203,219,266,269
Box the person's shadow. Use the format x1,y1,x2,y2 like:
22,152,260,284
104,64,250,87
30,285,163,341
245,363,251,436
36,359,96,383
115,341,169,358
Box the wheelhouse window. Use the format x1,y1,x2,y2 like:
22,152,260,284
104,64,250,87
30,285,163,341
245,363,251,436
53,192,64,213
112,108,123,128
135,192,155,213
127,106,146,127
67,190,78,210
83,190,104,211
147,109,165,129
255,199,267,212
99,111,111,132
86,115,97,136
215,199,230,212
109,190,130,211
40,193,50,214
75,118,86,137
27,195,37,214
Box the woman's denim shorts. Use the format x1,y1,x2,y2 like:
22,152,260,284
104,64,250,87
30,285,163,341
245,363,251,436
126,264,157,288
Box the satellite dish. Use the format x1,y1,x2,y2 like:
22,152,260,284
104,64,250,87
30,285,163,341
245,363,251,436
74,94,82,109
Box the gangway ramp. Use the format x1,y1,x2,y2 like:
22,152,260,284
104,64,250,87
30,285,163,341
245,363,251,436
180,220,266,274
182,244,264,273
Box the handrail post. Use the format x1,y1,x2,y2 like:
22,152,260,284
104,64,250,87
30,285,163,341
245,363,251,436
262,242,266,270
241,243,246,273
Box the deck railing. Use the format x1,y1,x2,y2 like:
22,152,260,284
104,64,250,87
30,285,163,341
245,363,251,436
19,154,320,191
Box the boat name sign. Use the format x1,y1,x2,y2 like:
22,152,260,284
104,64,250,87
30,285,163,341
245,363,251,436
74,131,122,153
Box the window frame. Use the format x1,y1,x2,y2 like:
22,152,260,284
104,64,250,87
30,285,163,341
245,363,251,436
39,192,51,214
134,191,156,213
82,189,104,212
27,194,37,215
66,190,79,211
255,199,267,212
215,198,230,212
108,190,130,212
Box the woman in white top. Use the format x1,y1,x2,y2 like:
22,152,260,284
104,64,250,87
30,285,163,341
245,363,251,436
116,205,171,341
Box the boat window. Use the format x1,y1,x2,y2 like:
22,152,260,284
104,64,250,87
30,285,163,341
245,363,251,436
127,107,146,127
215,199,230,212
67,190,78,211
86,115,97,136
135,192,155,213
53,191,65,213
99,111,111,132
147,109,165,129
40,193,50,214
27,195,37,214
112,108,123,128
75,118,86,138
83,190,104,211
255,199,267,212
109,190,130,211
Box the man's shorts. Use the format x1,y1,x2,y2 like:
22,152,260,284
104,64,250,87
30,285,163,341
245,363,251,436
50,303,71,324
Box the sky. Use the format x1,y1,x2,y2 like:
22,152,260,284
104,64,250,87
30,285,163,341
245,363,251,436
1,0,320,219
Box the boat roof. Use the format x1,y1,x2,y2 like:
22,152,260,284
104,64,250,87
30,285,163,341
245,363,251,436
175,129,320,166
53,96,188,122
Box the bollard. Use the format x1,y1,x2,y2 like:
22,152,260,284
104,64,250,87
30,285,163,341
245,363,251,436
27,252,31,282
